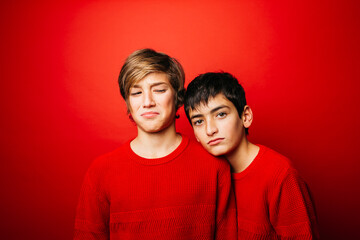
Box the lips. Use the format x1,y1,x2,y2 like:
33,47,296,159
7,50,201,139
207,138,224,146
141,111,159,118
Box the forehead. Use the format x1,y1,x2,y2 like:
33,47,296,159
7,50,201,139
189,93,236,115
132,72,170,87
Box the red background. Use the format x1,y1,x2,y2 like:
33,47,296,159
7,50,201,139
1,0,359,239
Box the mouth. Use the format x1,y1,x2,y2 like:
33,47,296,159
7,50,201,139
207,138,224,146
141,111,159,118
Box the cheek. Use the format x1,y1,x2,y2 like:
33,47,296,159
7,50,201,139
164,97,173,106
161,93,176,110
194,128,206,144
128,98,140,111
225,118,243,142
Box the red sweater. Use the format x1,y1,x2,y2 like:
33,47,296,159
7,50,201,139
74,135,237,240
233,145,319,239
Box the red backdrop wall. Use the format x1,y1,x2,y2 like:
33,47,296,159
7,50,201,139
1,0,359,239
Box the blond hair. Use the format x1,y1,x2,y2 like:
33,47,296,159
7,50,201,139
118,49,185,111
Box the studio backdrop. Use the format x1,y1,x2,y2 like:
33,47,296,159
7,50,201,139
1,0,359,239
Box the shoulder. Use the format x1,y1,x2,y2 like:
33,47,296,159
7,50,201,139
186,137,209,153
85,141,130,179
260,146,310,190
185,138,232,186
253,145,302,186
258,145,294,171
185,137,230,170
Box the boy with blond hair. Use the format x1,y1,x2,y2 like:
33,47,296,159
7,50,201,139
74,51,237,239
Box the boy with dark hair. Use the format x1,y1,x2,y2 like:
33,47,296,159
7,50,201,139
74,50,237,239
184,72,319,239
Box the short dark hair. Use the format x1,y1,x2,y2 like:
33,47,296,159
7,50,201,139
118,48,185,112
184,72,248,134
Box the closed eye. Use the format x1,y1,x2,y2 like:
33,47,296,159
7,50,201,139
130,91,142,96
154,89,166,93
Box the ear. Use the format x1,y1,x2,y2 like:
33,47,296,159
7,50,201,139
242,105,253,128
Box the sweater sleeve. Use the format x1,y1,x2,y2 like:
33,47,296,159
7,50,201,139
74,166,110,240
269,168,319,240
215,162,238,240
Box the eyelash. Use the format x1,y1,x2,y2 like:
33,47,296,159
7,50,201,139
130,89,166,96
192,112,227,126
193,119,203,126
217,112,227,118
154,89,166,93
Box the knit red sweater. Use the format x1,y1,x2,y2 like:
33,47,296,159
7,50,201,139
232,145,319,240
74,135,237,240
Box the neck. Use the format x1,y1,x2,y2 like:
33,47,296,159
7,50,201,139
226,137,259,173
131,122,182,158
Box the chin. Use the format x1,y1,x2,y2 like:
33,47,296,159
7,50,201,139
145,127,164,133
205,146,227,157
141,122,173,133
138,124,161,133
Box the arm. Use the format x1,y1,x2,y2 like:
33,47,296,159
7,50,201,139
215,161,237,240
269,168,319,239
74,166,110,240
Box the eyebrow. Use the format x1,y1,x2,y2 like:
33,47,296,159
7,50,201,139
132,82,169,88
190,105,230,120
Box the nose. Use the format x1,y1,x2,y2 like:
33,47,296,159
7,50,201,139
206,119,218,136
142,91,155,108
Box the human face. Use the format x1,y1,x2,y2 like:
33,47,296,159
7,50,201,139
128,72,176,134
189,94,245,156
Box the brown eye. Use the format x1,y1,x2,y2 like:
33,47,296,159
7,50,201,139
217,112,227,118
193,119,203,126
